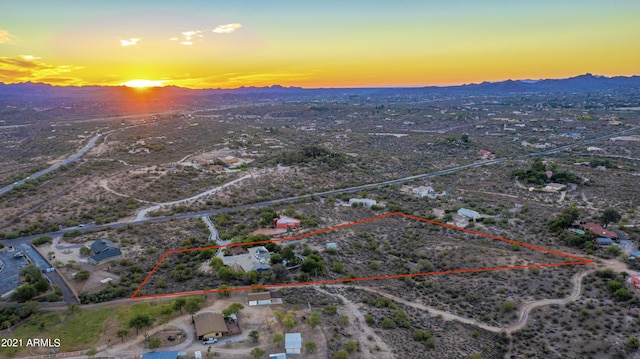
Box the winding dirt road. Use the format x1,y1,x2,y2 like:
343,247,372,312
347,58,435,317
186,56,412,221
314,286,395,358
326,268,594,335
507,269,594,333
134,174,253,220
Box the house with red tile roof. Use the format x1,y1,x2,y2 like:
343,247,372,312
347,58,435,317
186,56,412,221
274,215,301,230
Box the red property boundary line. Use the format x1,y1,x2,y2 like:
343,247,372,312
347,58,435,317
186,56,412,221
131,212,593,300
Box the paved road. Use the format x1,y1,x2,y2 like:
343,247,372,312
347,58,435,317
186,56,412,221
5,126,639,245
0,133,104,196
0,126,637,304
201,215,219,241
0,131,103,301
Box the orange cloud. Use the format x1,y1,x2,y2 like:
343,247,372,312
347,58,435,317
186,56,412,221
0,55,83,85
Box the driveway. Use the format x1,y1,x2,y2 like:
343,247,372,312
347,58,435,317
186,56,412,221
615,230,637,255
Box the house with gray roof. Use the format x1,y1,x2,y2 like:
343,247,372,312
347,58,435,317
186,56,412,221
88,239,122,265
457,208,480,221
221,246,271,272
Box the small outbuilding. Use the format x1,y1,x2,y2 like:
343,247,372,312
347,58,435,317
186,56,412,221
285,333,302,354
596,237,613,246
248,292,273,306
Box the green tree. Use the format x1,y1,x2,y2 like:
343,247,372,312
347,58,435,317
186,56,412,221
10,284,38,302
79,246,93,256
325,195,335,206
626,336,640,352
148,337,162,350
614,288,633,302
222,303,245,317
75,270,90,280
32,236,52,246
250,347,265,358
606,245,622,257
216,266,234,281
128,314,153,335
209,257,223,269
172,298,186,314
345,340,359,353
305,341,317,353
502,301,516,312
306,311,321,329
218,284,231,298
282,311,297,330
333,350,349,359
249,329,260,343
600,208,622,228
243,270,259,285
64,260,76,272
258,210,277,227
270,253,283,265
281,246,296,262
531,157,546,173
301,254,324,275
117,329,128,343
273,332,284,347
364,313,375,326
381,317,395,329
547,206,580,233
185,297,201,321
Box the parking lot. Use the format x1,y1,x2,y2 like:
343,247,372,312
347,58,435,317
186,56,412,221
0,247,29,297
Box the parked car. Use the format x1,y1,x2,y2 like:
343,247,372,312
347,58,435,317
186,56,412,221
202,338,218,345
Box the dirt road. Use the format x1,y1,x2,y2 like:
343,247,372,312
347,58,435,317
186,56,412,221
314,286,395,358
327,268,593,335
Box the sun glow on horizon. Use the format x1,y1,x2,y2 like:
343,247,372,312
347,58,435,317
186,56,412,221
120,79,167,88
2,2,639,88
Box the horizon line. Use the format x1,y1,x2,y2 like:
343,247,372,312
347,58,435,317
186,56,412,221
1,72,638,91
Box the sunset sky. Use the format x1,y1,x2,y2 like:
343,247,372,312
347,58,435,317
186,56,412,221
1,1,639,88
